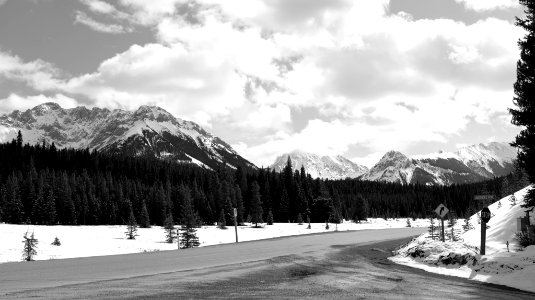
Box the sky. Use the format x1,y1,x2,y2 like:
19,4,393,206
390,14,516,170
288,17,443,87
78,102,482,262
0,0,526,168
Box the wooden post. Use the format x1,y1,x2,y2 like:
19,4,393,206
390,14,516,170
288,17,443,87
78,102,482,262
234,208,238,243
441,218,445,242
481,221,486,255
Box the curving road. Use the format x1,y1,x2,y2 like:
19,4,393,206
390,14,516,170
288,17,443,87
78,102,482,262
1,228,425,296
2,227,534,299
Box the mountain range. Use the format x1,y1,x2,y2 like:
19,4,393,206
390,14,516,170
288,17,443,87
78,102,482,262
271,142,516,185
270,151,369,180
0,103,517,185
0,102,255,170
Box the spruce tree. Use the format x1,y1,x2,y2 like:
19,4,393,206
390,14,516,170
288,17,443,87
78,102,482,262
510,0,535,209
163,213,175,243
179,187,200,249
279,188,289,222
22,231,38,261
139,199,151,228
51,237,61,246
218,209,227,229
249,181,263,227
266,209,274,225
125,205,138,240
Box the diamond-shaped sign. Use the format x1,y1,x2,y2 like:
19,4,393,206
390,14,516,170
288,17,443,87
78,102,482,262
435,204,449,219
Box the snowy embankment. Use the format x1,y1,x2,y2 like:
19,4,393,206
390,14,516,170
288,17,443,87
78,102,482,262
0,218,428,264
390,185,535,293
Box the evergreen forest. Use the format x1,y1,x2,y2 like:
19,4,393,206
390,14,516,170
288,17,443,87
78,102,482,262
0,134,528,227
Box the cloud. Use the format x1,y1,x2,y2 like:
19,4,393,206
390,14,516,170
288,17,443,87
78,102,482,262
63,43,247,127
454,0,519,11
74,11,131,34
0,50,65,91
0,0,523,166
0,93,79,115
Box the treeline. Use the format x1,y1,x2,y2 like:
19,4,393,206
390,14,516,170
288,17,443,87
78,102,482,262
0,134,528,226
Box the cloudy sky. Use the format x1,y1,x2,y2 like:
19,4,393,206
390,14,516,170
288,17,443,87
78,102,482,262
0,0,525,167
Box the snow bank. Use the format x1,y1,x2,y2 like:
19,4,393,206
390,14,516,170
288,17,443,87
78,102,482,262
390,185,535,293
0,218,428,264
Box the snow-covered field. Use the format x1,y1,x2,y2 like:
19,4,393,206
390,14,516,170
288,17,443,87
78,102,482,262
391,185,535,293
0,218,428,264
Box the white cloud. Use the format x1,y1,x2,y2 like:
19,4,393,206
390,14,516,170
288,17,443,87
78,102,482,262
74,11,131,34
0,93,79,115
0,0,523,166
0,51,65,91
454,0,519,11
64,43,247,127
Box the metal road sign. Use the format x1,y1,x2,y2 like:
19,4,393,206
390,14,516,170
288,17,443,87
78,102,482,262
435,204,449,219
233,208,237,217
481,207,491,223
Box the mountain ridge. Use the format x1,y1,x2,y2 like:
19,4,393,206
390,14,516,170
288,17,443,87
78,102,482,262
0,102,255,170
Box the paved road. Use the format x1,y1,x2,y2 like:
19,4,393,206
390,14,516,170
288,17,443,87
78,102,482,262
4,227,534,299
0,228,425,296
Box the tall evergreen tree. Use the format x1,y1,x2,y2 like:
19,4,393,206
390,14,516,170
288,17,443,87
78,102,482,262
279,187,289,222
179,186,200,249
125,204,138,240
139,199,151,228
5,175,24,224
249,181,263,227
22,231,38,261
510,0,535,209
163,213,175,243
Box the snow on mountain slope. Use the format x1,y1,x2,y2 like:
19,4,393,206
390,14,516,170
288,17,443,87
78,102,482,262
270,150,368,180
361,142,516,185
0,103,255,170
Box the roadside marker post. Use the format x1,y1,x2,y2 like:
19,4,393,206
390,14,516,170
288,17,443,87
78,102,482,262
480,207,492,255
474,195,494,255
435,204,449,242
234,208,238,243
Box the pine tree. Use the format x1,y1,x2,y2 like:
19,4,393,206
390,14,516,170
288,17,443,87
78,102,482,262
266,209,274,225
22,231,38,261
510,0,535,210
279,188,289,222
16,130,23,148
51,237,61,246
306,215,311,229
139,199,151,228
218,209,227,229
406,218,412,227
179,187,200,249
163,213,175,243
249,181,263,227
125,205,138,240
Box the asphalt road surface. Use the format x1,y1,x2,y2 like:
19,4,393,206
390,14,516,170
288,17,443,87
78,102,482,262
2,227,534,299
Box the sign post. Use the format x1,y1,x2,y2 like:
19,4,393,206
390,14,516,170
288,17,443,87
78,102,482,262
234,208,238,243
480,207,491,255
435,204,449,242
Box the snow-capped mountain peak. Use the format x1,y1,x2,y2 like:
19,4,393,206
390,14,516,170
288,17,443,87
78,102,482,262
361,142,516,185
0,103,255,170
270,150,368,180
